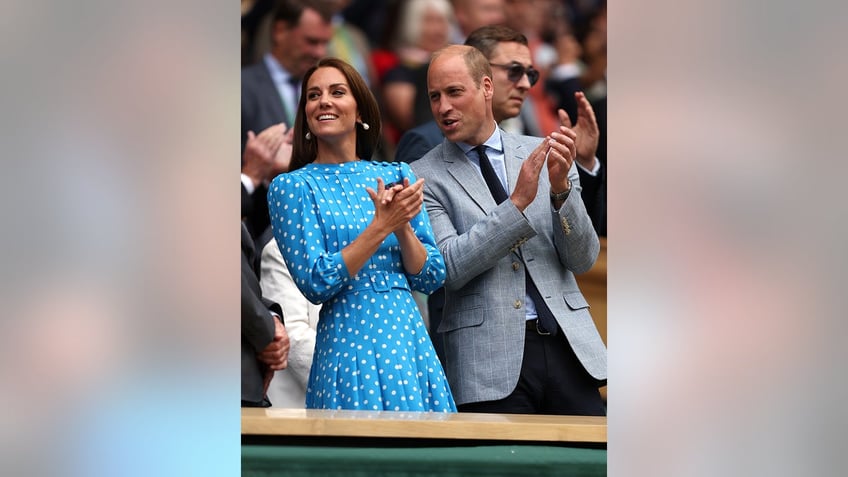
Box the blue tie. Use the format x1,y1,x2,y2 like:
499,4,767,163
474,146,558,335
286,76,300,125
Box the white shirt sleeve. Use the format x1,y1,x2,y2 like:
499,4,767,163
576,157,602,176
241,173,256,194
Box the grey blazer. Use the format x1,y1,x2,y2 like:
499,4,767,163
410,130,607,406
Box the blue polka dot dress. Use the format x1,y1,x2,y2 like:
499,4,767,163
268,160,456,412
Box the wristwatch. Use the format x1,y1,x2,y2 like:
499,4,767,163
550,179,572,203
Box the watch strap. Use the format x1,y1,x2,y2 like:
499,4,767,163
550,179,572,202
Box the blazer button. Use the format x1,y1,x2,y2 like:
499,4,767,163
514,299,522,309
512,262,520,271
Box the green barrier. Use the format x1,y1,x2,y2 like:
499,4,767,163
242,444,606,477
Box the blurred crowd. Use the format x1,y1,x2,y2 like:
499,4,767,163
241,0,606,167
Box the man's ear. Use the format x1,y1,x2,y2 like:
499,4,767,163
482,76,495,100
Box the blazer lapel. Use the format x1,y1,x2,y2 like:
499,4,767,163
259,63,288,125
442,141,497,212
501,131,527,195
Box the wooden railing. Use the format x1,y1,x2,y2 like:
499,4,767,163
242,408,606,444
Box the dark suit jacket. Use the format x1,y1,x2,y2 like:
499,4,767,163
546,77,606,236
241,182,270,243
394,121,444,163
576,163,606,236
242,224,283,404
545,75,607,164
591,96,607,164
242,60,291,241
242,61,289,154
545,75,582,127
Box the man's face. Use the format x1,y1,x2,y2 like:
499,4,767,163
427,53,494,145
488,41,533,122
456,0,506,36
274,9,333,77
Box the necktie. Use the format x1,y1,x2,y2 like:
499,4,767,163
288,77,301,103
474,146,559,336
475,145,508,203
286,77,301,125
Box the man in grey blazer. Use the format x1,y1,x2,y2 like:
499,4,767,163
410,44,606,415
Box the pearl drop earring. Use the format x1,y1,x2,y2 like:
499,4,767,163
360,122,370,131
305,131,312,139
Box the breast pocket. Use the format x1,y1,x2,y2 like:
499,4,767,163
438,293,485,332
563,292,590,311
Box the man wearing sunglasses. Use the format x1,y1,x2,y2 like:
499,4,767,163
491,62,539,88
468,27,541,136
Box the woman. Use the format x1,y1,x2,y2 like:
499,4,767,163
267,58,455,412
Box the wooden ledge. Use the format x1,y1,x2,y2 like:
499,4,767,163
242,408,606,443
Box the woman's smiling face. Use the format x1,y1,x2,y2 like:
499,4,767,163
304,66,360,141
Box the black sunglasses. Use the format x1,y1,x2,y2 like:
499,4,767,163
489,62,540,86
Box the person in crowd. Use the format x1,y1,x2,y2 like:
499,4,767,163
242,223,290,407
449,0,506,43
573,2,607,104
410,45,606,415
267,57,455,412
501,0,562,135
245,0,379,90
241,122,293,241
320,0,379,89
242,0,275,66
541,5,606,235
260,237,321,407
241,0,333,241
242,0,333,153
381,0,454,139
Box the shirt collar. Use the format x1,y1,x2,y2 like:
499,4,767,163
458,122,504,157
263,53,297,85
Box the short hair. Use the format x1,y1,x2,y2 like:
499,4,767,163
464,25,528,60
273,0,333,25
290,58,382,170
394,0,454,49
431,44,492,89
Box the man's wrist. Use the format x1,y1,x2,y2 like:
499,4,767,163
550,179,572,204
576,156,600,175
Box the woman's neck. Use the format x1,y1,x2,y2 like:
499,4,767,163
313,138,358,164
